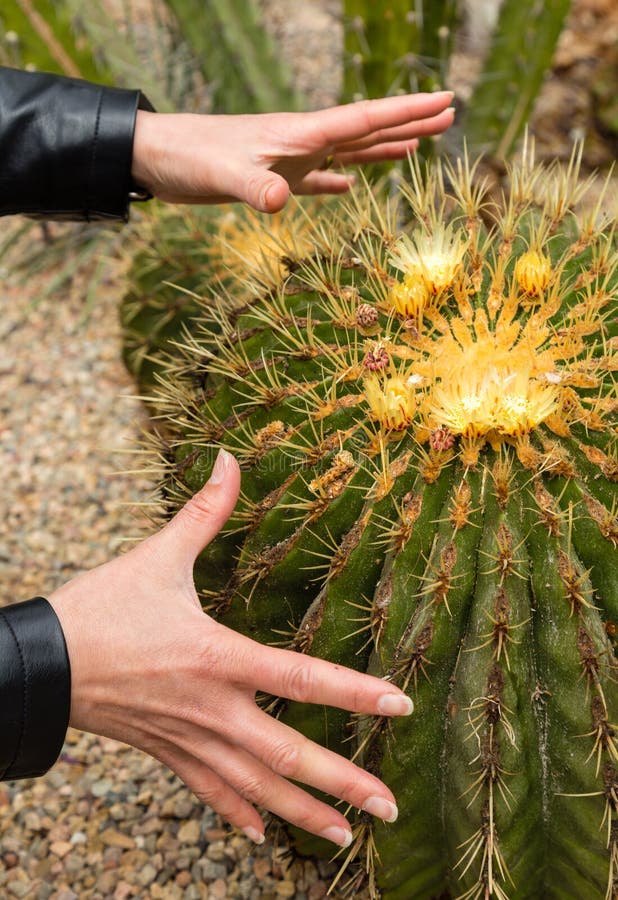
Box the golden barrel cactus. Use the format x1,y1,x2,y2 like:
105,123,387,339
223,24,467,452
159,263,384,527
144,148,617,899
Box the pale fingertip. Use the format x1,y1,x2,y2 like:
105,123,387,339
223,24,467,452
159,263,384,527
207,448,234,486
320,826,353,848
362,796,399,823
243,826,265,844
377,693,414,716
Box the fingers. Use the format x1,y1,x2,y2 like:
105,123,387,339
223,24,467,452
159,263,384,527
176,729,356,848
246,170,290,213
294,171,355,196
311,90,453,147
155,448,241,566
334,106,455,154
227,636,413,717
156,743,266,844
227,705,399,821
335,138,420,166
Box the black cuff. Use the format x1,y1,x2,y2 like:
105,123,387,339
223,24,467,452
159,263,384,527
0,597,71,781
86,84,155,221
0,66,154,222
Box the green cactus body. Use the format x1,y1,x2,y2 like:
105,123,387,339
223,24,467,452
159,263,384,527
120,201,316,391
150,150,618,898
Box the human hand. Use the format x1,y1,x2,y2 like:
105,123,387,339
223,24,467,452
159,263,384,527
48,449,413,847
131,91,454,212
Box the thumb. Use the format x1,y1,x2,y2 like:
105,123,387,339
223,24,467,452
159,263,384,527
158,448,241,566
243,168,290,213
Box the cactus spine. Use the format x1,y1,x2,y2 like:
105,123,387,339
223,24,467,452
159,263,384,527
142,147,617,899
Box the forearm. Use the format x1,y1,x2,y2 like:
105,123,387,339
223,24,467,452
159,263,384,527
0,66,152,222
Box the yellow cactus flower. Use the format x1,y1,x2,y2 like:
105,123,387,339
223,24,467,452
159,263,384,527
430,355,560,439
364,373,418,430
389,275,431,318
389,225,467,295
514,250,552,296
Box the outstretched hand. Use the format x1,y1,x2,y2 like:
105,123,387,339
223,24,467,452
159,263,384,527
131,91,454,212
48,449,413,848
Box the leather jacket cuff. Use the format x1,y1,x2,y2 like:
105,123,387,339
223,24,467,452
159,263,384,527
0,597,71,781
0,66,154,222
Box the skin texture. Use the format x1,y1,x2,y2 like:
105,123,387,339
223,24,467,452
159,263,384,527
131,91,455,211
49,451,412,847
51,94,455,846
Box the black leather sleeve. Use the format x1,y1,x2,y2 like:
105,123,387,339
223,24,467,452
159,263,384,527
0,66,154,222
0,597,71,781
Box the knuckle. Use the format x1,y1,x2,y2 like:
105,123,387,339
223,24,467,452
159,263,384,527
184,490,216,523
340,774,366,805
267,741,300,778
193,782,224,809
295,805,330,836
283,662,315,703
235,772,269,805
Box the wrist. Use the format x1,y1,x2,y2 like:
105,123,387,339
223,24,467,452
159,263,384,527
131,109,159,197
47,582,96,733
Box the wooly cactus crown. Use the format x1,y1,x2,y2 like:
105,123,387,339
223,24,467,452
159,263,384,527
145,147,617,900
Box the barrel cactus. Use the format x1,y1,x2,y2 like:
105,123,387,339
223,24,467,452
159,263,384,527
145,147,617,899
120,200,314,390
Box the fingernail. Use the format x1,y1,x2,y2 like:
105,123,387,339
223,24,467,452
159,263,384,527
208,448,232,486
362,796,398,822
320,826,353,848
434,89,454,101
446,106,456,115
377,694,414,716
243,826,265,844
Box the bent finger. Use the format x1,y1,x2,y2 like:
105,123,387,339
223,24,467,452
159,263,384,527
156,742,266,844
225,706,399,821
190,732,355,847
335,138,419,166
293,171,355,195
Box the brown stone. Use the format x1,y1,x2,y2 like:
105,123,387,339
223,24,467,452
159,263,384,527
49,842,73,859
177,820,200,844
208,879,228,900
99,829,136,850
175,870,191,888
308,882,328,900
